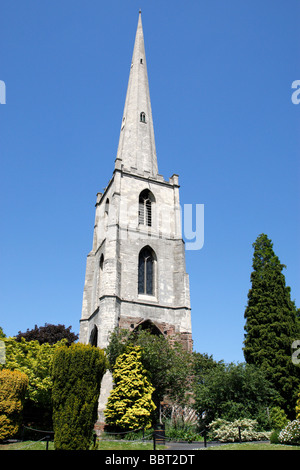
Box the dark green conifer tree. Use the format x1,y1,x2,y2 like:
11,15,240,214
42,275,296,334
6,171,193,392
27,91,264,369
244,233,300,418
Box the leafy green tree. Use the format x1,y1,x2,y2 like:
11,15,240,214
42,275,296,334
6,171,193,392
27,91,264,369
2,337,65,407
15,323,78,345
243,233,300,417
193,362,276,429
104,346,156,430
106,329,193,416
52,343,107,450
192,351,224,382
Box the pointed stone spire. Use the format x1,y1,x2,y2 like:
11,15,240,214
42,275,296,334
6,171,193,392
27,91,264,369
115,11,158,177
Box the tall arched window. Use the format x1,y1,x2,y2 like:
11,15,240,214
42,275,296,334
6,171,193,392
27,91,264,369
139,189,154,227
138,246,155,295
140,112,146,123
89,325,98,347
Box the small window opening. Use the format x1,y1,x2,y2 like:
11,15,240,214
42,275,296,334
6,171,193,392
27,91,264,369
105,198,109,215
100,254,104,271
140,112,146,123
140,58,143,64
89,326,98,347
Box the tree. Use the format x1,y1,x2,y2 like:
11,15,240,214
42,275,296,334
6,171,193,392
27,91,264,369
296,388,300,420
104,346,156,430
0,327,6,339
52,343,107,450
2,337,69,431
193,362,276,429
15,323,78,345
3,337,65,407
243,233,300,418
0,369,28,440
106,329,193,417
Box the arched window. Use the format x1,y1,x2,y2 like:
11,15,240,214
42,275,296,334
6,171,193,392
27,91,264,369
140,112,146,123
89,325,98,347
138,246,155,295
139,189,154,226
105,198,109,215
100,254,104,271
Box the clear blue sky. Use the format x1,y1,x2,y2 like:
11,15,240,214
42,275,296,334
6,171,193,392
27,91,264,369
1,0,299,363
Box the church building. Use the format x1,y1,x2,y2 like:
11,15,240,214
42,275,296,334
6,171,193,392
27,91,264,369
79,11,192,424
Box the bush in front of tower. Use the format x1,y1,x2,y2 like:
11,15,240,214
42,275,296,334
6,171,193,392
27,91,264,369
104,345,156,431
52,343,108,450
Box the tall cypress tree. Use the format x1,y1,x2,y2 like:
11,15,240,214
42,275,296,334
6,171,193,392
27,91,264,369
244,233,300,418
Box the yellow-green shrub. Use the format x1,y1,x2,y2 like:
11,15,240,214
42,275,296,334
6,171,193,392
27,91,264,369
0,369,28,440
296,388,300,420
104,346,156,430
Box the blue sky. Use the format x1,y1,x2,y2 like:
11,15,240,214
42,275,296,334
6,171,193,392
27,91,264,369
0,0,299,363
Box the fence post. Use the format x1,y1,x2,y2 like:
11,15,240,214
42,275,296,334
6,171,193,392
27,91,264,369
204,429,207,448
238,426,241,443
45,435,50,450
153,431,156,451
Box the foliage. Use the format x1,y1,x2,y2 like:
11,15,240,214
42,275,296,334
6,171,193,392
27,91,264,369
269,406,289,430
278,420,300,445
208,418,271,443
164,421,201,442
106,328,193,413
192,351,224,379
0,327,6,339
193,361,276,429
15,323,78,345
0,369,28,440
2,337,66,407
296,388,300,420
243,233,300,418
51,342,107,450
104,346,156,430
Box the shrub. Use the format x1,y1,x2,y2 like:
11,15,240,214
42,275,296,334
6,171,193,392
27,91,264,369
165,421,201,442
269,406,289,430
270,429,280,444
104,346,156,430
278,420,300,446
296,389,300,420
52,343,107,450
208,418,271,442
0,369,28,440
3,337,66,407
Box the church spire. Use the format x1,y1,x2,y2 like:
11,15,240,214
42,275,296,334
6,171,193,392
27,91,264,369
115,11,158,177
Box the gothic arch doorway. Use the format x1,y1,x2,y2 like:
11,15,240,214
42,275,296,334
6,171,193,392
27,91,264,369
134,319,163,337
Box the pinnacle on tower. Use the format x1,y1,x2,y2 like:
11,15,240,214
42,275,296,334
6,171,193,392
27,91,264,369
116,11,158,177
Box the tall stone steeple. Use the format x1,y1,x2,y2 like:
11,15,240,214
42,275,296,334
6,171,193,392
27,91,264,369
116,11,158,176
79,12,192,429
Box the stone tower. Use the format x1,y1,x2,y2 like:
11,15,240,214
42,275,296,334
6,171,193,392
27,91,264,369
79,12,192,424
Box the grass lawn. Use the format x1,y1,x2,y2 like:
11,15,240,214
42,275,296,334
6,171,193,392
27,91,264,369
0,440,165,451
205,442,300,450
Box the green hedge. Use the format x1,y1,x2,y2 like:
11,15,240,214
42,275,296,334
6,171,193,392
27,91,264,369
52,343,108,450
